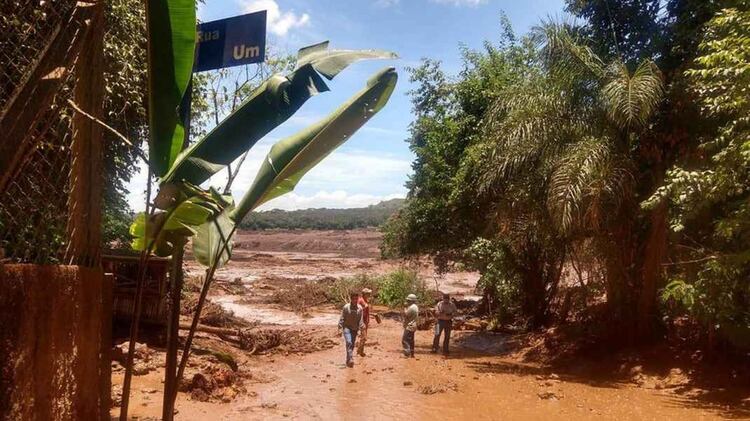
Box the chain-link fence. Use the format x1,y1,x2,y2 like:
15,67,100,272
0,0,93,264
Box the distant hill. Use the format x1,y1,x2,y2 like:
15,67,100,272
239,198,404,231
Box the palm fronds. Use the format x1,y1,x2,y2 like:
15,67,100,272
602,60,664,131
533,20,606,80
548,137,634,232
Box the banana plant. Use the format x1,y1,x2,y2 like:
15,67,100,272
129,182,232,256
162,41,397,186
173,64,399,399
131,42,397,263
190,66,399,268
233,66,398,218
146,0,196,176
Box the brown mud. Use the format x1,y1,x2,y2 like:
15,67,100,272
113,229,750,420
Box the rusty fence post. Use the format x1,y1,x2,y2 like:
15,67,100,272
66,0,105,268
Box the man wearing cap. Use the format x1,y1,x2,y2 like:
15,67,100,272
402,294,419,357
357,288,372,357
432,293,458,355
338,292,365,367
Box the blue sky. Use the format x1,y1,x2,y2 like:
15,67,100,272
127,0,566,211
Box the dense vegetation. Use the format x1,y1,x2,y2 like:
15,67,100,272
240,198,403,230
383,1,750,349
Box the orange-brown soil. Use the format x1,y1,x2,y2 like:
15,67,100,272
112,229,750,420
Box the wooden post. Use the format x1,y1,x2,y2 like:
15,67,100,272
66,0,105,267
162,75,192,421
162,243,185,421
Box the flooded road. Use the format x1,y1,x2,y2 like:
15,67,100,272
118,230,748,420
212,295,340,326
174,319,739,421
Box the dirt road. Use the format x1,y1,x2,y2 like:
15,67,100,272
133,318,740,421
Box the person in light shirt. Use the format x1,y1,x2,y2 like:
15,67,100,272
338,292,365,368
432,293,457,355
402,294,419,358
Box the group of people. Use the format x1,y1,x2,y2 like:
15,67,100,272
338,289,458,367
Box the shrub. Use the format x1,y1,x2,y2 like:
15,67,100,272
377,269,430,308
325,269,431,308
325,274,380,305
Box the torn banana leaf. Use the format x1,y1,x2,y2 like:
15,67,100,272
130,184,233,257
231,66,398,222
161,41,397,186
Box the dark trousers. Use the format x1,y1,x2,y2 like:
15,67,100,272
402,329,415,357
432,319,452,353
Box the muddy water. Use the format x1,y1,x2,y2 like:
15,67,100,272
199,320,734,421
170,230,743,420
213,295,340,326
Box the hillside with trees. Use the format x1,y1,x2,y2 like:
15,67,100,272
240,198,404,230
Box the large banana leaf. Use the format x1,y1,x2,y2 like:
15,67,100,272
130,184,232,256
161,42,397,186
296,41,398,80
147,0,196,176
192,207,235,268
230,67,398,221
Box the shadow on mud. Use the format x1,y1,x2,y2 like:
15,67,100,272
451,330,750,419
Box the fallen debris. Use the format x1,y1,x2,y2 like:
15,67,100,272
418,382,458,394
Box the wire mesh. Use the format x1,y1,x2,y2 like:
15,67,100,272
0,0,82,263
0,0,76,113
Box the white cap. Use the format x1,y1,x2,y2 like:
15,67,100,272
406,294,418,302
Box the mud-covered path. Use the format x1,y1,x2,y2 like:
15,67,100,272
117,230,748,420
174,319,740,421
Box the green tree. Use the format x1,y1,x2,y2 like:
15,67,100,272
646,6,750,348
383,21,567,328
101,0,148,247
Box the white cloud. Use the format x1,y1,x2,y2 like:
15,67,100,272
374,0,400,8
221,143,411,204
241,0,310,36
126,139,412,212
430,0,487,6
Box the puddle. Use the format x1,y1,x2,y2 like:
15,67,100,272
213,295,340,326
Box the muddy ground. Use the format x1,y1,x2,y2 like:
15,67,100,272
112,229,750,420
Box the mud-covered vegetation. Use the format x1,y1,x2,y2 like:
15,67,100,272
382,0,750,353
269,268,431,310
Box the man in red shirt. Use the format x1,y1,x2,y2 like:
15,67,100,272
357,288,372,357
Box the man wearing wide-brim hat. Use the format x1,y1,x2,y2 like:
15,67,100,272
402,294,419,358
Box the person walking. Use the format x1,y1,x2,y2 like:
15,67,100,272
432,293,457,355
338,292,365,367
402,294,419,358
357,288,372,357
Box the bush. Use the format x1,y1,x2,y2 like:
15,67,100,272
325,274,381,305
377,269,430,308
325,269,431,308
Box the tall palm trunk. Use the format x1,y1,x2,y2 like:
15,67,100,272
636,199,668,339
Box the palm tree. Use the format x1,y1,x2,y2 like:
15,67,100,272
478,21,665,339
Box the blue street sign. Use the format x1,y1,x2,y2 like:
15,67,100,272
194,11,267,72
